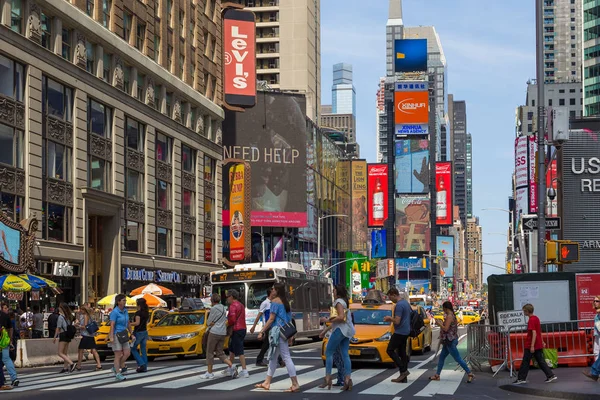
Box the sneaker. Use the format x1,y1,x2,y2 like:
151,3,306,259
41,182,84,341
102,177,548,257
231,365,239,379
513,379,527,385
583,371,598,382
221,367,233,377
11,379,19,387
201,372,215,379
69,363,77,373
115,373,127,381
545,375,557,383
121,367,128,374
239,370,250,378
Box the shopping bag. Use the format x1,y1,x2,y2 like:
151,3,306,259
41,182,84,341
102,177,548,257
533,348,558,369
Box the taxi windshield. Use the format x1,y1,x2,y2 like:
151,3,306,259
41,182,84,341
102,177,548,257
156,313,205,326
352,309,392,325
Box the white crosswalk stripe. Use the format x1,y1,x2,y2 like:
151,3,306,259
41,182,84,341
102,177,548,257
358,368,427,396
304,368,386,393
199,364,312,391
414,370,465,397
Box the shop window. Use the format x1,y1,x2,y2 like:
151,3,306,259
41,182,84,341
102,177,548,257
41,13,52,50
203,155,215,182
46,141,72,182
0,54,25,102
88,99,112,138
0,193,23,222
126,170,143,201
156,227,171,256
0,123,24,168
156,132,172,163
204,239,213,262
10,0,22,34
156,179,171,209
182,145,195,173
89,156,111,191
42,202,71,242
183,233,194,259
123,220,143,252
204,197,213,221
183,189,194,216
126,117,145,152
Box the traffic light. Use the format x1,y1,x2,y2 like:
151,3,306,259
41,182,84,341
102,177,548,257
546,240,558,263
558,241,580,263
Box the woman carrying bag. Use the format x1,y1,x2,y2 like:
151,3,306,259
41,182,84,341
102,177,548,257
74,305,102,371
53,303,76,373
254,283,300,392
202,293,234,379
109,294,133,381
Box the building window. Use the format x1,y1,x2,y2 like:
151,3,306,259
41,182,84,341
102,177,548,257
126,117,144,152
559,98,565,106
42,202,71,242
154,35,160,62
189,19,195,43
156,179,171,209
182,145,195,173
86,0,94,17
89,156,110,191
123,220,143,252
211,37,217,62
136,74,144,101
156,134,172,165
0,193,22,223
179,10,184,36
123,10,132,42
183,233,194,259
102,53,111,82
204,155,215,182
136,23,145,51
62,28,72,61
46,141,72,182
548,99,553,106
88,99,112,138
123,66,130,94
0,124,24,168
183,189,194,216
42,76,73,122
179,54,184,79
167,0,173,27
570,98,576,105
0,54,25,102
126,169,143,201
86,41,95,74
102,0,111,27
154,85,161,111
167,45,173,70
10,0,22,34
204,239,213,262
165,92,172,117
204,197,213,221
41,13,52,50
156,227,171,256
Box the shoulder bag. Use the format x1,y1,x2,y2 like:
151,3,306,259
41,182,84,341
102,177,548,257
202,307,225,348
116,330,130,344
86,320,99,334
277,308,297,340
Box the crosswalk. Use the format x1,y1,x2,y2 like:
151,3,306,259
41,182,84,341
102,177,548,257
11,363,468,397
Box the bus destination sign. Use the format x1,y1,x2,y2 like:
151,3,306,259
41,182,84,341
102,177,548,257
211,270,275,283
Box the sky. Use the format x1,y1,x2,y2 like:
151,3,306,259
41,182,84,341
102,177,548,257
320,0,536,282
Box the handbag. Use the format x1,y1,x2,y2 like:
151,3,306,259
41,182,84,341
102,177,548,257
116,330,130,344
86,320,99,334
278,314,297,340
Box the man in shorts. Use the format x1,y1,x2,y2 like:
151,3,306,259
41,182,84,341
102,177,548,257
225,290,249,378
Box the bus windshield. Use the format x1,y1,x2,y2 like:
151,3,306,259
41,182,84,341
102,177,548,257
212,283,245,307
247,282,274,309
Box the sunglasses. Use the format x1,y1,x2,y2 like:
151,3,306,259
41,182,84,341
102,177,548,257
595,300,600,303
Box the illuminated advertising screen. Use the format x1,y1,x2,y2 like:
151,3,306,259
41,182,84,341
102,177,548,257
371,229,387,259
0,221,20,266
394,90,429,136
395,139,429,193
367,164,389,227
351,161,368,253
394,39,428,73
395,196,431,252
396,257,429,272
435,162,453,225
436,236,454,278
222,92,307,227
229,164,246,261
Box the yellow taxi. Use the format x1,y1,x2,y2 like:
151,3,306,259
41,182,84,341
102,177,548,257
95,308,168,361
456,310,481,325
433,310,445,323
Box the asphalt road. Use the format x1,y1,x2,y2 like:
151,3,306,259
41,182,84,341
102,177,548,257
5,327,544,399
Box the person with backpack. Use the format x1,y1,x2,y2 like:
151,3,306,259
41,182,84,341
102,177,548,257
430,301,474,383
74,305,102,371
384,288,412,383
53,303,76,373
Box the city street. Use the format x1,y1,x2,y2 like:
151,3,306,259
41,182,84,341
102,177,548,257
4,328,542,400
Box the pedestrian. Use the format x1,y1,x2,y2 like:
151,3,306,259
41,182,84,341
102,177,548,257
513,303,556,384
384,288,412,383
109,294,132,381
224,289,249,378
319,284,354,391
201,293,234,379
31,306,43,339
48,308,59,339
250,287,283,367
332,347,345,386
74,305,102,371
53,303,76,373
254,283,300,392
130,298,149,373
584,296,600,381
0,304,14,389
430,301,474,383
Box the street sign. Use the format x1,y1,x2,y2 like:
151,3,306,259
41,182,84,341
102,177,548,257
522,216,561,231
496,310,526,332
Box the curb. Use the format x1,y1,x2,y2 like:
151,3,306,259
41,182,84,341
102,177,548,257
500,384,600,400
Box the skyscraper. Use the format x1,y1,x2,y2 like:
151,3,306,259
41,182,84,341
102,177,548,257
584,2,600,115
466,133,473,218
449,95,467,227
544,0,582,84
321,63,357,151
386,0,404,77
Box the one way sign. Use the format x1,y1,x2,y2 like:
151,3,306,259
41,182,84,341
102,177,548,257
522,216,561,231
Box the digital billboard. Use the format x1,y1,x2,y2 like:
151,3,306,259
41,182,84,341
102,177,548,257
397,279,431,295
367,164,389,227
394,39,428,73
395,139,429,193
222,92,307,227
394,90,429,136
395,196,431,252
436,236,454,278
371,229,387,259
396,257,429,272
351,161,368,253
228,164,246,261
335,160,351,251
435,162,453,225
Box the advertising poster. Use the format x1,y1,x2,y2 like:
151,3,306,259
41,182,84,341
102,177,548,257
0,221,20,265
394,39,428,73
228,164,246,261
222,92,307,227
396,257,429,272
395,196,431,252
397,279,431,295
395,139,429,193
336,160,351,250
436,236,454,277
394,90,429,135
371,229,387,259
351,161,368,253
346,253,369,295
528,137,538,214
546,158,558,217
367,164,389,227
575,274,600,320
435,162,453,225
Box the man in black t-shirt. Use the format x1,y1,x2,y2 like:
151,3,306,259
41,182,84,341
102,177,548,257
47,308,59,339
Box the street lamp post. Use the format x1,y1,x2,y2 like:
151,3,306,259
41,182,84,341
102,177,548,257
317,214,348,261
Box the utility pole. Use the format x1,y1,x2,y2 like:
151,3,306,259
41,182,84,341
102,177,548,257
535,0,547,273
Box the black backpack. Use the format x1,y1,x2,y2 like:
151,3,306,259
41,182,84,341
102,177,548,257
409,309,425,338
66,319,76,339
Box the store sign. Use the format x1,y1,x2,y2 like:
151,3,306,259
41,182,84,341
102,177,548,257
571,157,600,192
185,274,203,286
123,267,182,284
53,261,74,277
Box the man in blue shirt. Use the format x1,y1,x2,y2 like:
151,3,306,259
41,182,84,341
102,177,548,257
384,288,412,383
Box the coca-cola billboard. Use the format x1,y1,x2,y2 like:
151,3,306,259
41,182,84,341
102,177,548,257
435,162,453,226
367,164,389,227
395,195,431,252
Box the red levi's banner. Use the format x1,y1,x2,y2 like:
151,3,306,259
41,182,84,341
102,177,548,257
575,274,600,320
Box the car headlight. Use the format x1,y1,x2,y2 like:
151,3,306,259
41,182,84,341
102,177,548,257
181,332,199,339
376,332,391,342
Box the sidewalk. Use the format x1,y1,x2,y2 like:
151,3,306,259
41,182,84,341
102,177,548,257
499,367,600,399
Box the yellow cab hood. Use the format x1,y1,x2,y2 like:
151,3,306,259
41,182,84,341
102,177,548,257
148,325,204,336
352,324,392,341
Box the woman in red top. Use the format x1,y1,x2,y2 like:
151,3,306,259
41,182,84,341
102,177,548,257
513,304,557,384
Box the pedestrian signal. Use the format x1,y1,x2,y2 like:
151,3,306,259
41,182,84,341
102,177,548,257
558,241,579,263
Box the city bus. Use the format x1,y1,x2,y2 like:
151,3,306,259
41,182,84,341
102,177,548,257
409,295,433,311
210,262,333,341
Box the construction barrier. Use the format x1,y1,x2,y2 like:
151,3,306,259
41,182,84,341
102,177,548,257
465,323,509,376
15,338,85,368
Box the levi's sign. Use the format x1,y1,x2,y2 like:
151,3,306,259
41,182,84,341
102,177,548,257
497,310,526,331
223,8,256,108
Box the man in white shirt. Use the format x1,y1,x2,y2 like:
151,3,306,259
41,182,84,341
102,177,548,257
250,288,280,367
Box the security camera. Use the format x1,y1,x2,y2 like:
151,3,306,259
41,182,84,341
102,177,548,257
547,187,557,201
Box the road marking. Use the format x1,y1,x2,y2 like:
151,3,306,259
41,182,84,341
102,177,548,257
144,364,262,389
304,368,387,393
255,368,325,392
199,364,312,391
291,349,315,354
15,370,64,380
10,369,116,390
413,332,467,370
359,369,426,396
96,367,206,388
414,370,464,397
290,356,323,360
392,397,402,400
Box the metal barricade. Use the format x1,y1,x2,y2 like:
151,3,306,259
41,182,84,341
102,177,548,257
507,319,595,377
465,323,510,376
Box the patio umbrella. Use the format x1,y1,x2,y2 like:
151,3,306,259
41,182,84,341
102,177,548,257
132,293,167,308
97,294,136,307
130,283,174,296
19,274,58,288
0,274,41,292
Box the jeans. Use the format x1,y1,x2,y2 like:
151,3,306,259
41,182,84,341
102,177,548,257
131,331,148,367
256,328,282,365
266,337,296,378
592,351,600,376
517,349,553,380
32,330,43,339
325,329,351,378
387,333,409,373
1,347,16,381
436,339,471,375
333,347,344,384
